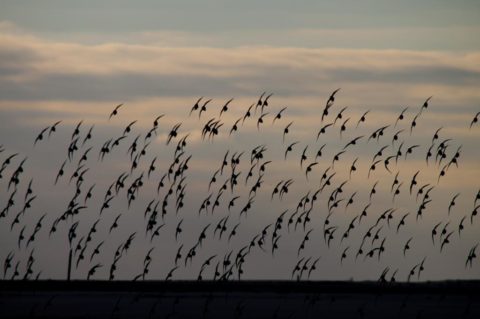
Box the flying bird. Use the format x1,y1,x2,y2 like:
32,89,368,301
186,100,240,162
48,121,61,138
394,107,409,127
322,88,340,122
109,103,124,119
272,107,287,124
34,127,49,146
470,111,480,129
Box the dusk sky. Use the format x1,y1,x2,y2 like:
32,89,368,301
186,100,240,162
0,1,479,281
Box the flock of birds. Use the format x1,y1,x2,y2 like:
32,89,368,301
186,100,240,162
1,89,479,282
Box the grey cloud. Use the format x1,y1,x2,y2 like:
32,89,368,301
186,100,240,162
0,64,479,102
0,73,239,101
323,66,480,86
0,46,42,76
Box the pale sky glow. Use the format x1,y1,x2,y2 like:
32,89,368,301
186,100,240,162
0,1,479,281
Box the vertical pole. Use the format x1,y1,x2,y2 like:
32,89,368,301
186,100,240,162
67,249,72,281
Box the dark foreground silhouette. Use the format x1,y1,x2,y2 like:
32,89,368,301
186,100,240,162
1,280,480,318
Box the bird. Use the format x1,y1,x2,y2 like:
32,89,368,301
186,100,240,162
167,123,182,145
242,104,254,123
383,155,397,174
441,231,453,252
175,219,183,241
340,247,349,264
300,145,308,168
394,107,409,127
123,121,137,135
283,121,293,142
109,103,124,119
332,150,345,168
410,112,420,134
48,121,61,138
272,107,287,124
87,263,102,280
368,160,381,178
229,118,241,136
108,214,121,234
339,118,350,139
396,212,409,233
257,112,269,130
471,205,479,224
407,264,418,282
470,111,480,129
219,98,234,117
322,88,340,122
165,266,178,281
198,99,212,119
405,144,420,160
466,244,478,268
285,141,299,160
272,235,281,256
34,127,49,146
152,114,164,128
348,157,358,179
421,96,433,111
356,110,370,128
317,123,333,140
343,136,363,150
409,171,420,195
333,107,348,125
403,237,413,256
448,193,460,215
54,160,67,185
432,127,443,143
391,129,404,146
255,92,266,112
458,216,466,237
189,97,203,116
90,241,104,262
82,125,94,147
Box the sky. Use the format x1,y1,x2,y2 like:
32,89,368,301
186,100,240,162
0,1,479,281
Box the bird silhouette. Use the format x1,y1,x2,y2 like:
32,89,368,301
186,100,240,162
198,99,212,119
48,121,61,138
322,88,340,122
470,111,480,129
466,244,478,268
272,107,287,124
109,103,124,119
395,107,409,127
34,127,49,146
219,98,234,117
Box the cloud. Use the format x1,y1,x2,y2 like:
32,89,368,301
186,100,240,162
0,23,479,104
